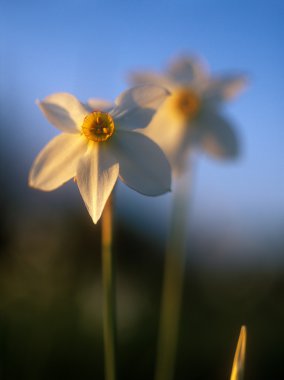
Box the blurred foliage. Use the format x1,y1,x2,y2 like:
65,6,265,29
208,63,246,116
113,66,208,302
1,206,284,380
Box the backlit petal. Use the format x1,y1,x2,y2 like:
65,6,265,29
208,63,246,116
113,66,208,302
167,55,209,86
116,107,159,131
144,107,239,172
29,133,87,191
112,85,170,130
204,75,248,102
112,131,171,196
129,72,176,91
76,144,119,224
38,93,88,133
141,104,186,163
87,98,114,112
195,109,239,159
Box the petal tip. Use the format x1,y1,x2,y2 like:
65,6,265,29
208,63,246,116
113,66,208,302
86,203,103,225
28,170,37,188
91,215,100,224
88,206,102,225
28,176,51,192
28,178,34,188
165,87,172,96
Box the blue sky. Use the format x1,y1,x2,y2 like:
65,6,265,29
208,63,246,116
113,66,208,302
1,0,284,262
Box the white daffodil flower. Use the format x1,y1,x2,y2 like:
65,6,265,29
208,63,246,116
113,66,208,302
130,56,247,173
29,86,171,223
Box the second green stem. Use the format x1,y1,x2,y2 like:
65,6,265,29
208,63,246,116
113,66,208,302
155,171,193,380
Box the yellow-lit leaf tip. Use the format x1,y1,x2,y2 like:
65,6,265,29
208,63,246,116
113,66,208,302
230,325,247,380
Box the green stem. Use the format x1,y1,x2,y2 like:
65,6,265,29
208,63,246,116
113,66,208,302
102,196,117,380
155,169,194,380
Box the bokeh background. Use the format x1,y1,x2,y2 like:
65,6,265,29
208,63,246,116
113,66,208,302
1,0,284,379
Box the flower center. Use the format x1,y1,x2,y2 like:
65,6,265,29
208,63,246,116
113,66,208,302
173,88,200,120
82,111,115,142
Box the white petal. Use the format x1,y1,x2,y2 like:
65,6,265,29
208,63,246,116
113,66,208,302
76,144,119,224
114,85,170,109
142,114,193,175
144,108,240,171
116,107,160,131
38,93,88,133
204,75,248,102
29,133,87,191
129,71,176,91
167,55,209,86
141,104,186,162
194,109,239,159
112,131,171,196
112,85,170,130
87,98,114,112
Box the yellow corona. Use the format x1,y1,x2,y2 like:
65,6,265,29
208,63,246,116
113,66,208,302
172,88,200,120
82,111,115,142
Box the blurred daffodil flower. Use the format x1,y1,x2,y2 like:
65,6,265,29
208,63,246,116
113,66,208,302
131,56,247,172
29,86,171,223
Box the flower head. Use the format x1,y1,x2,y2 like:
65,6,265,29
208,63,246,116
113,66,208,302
130,56,247,173
29,86,171,223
